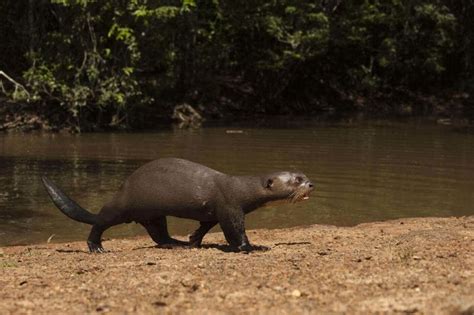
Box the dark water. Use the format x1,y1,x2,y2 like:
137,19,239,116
1,120,474,246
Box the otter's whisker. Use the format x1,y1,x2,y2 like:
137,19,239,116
290,188,308,203
287,190,299,203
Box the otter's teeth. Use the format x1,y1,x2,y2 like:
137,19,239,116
303,196,309,200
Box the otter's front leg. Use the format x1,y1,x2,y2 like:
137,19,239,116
216,206,252,252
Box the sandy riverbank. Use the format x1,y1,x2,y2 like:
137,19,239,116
1,216,473,314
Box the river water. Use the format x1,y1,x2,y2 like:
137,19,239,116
1,119,473,246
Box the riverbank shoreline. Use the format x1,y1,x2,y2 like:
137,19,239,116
1,91,473,133
1,216,473,314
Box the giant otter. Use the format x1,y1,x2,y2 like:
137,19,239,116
42,158,314,253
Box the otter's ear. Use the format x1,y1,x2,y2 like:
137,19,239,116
265,178,274,189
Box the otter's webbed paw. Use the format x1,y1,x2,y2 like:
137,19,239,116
156,237,189,249
189,234,203,247
237,243,254,253
87,241,107,253
234,244,271,253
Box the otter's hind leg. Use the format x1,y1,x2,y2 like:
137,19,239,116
87,202,129,253
189,221,217,247
141,217,188,247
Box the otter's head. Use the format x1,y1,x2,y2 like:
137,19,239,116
262,172,315,203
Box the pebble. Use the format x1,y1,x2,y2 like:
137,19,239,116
291,289,302,297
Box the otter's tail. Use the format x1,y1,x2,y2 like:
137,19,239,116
41,176,97,225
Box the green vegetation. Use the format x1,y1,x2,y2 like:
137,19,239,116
0,0,473,131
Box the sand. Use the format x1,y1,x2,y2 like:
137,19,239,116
1,216,473,314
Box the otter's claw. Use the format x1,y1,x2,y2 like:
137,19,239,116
87,241,107,253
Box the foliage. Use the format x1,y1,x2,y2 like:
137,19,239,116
0,0,472,130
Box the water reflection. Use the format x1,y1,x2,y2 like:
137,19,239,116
1,120,473,246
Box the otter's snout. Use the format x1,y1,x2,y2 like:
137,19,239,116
296,180,315,202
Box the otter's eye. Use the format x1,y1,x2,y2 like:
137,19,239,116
295,177,303,184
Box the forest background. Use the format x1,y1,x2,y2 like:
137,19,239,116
0,0,473,131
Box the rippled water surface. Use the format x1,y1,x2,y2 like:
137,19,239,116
1,119,473,246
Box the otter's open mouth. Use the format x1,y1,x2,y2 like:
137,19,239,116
289,190,312,203
302,191,311,200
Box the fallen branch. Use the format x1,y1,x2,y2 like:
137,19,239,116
0,70,31,100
